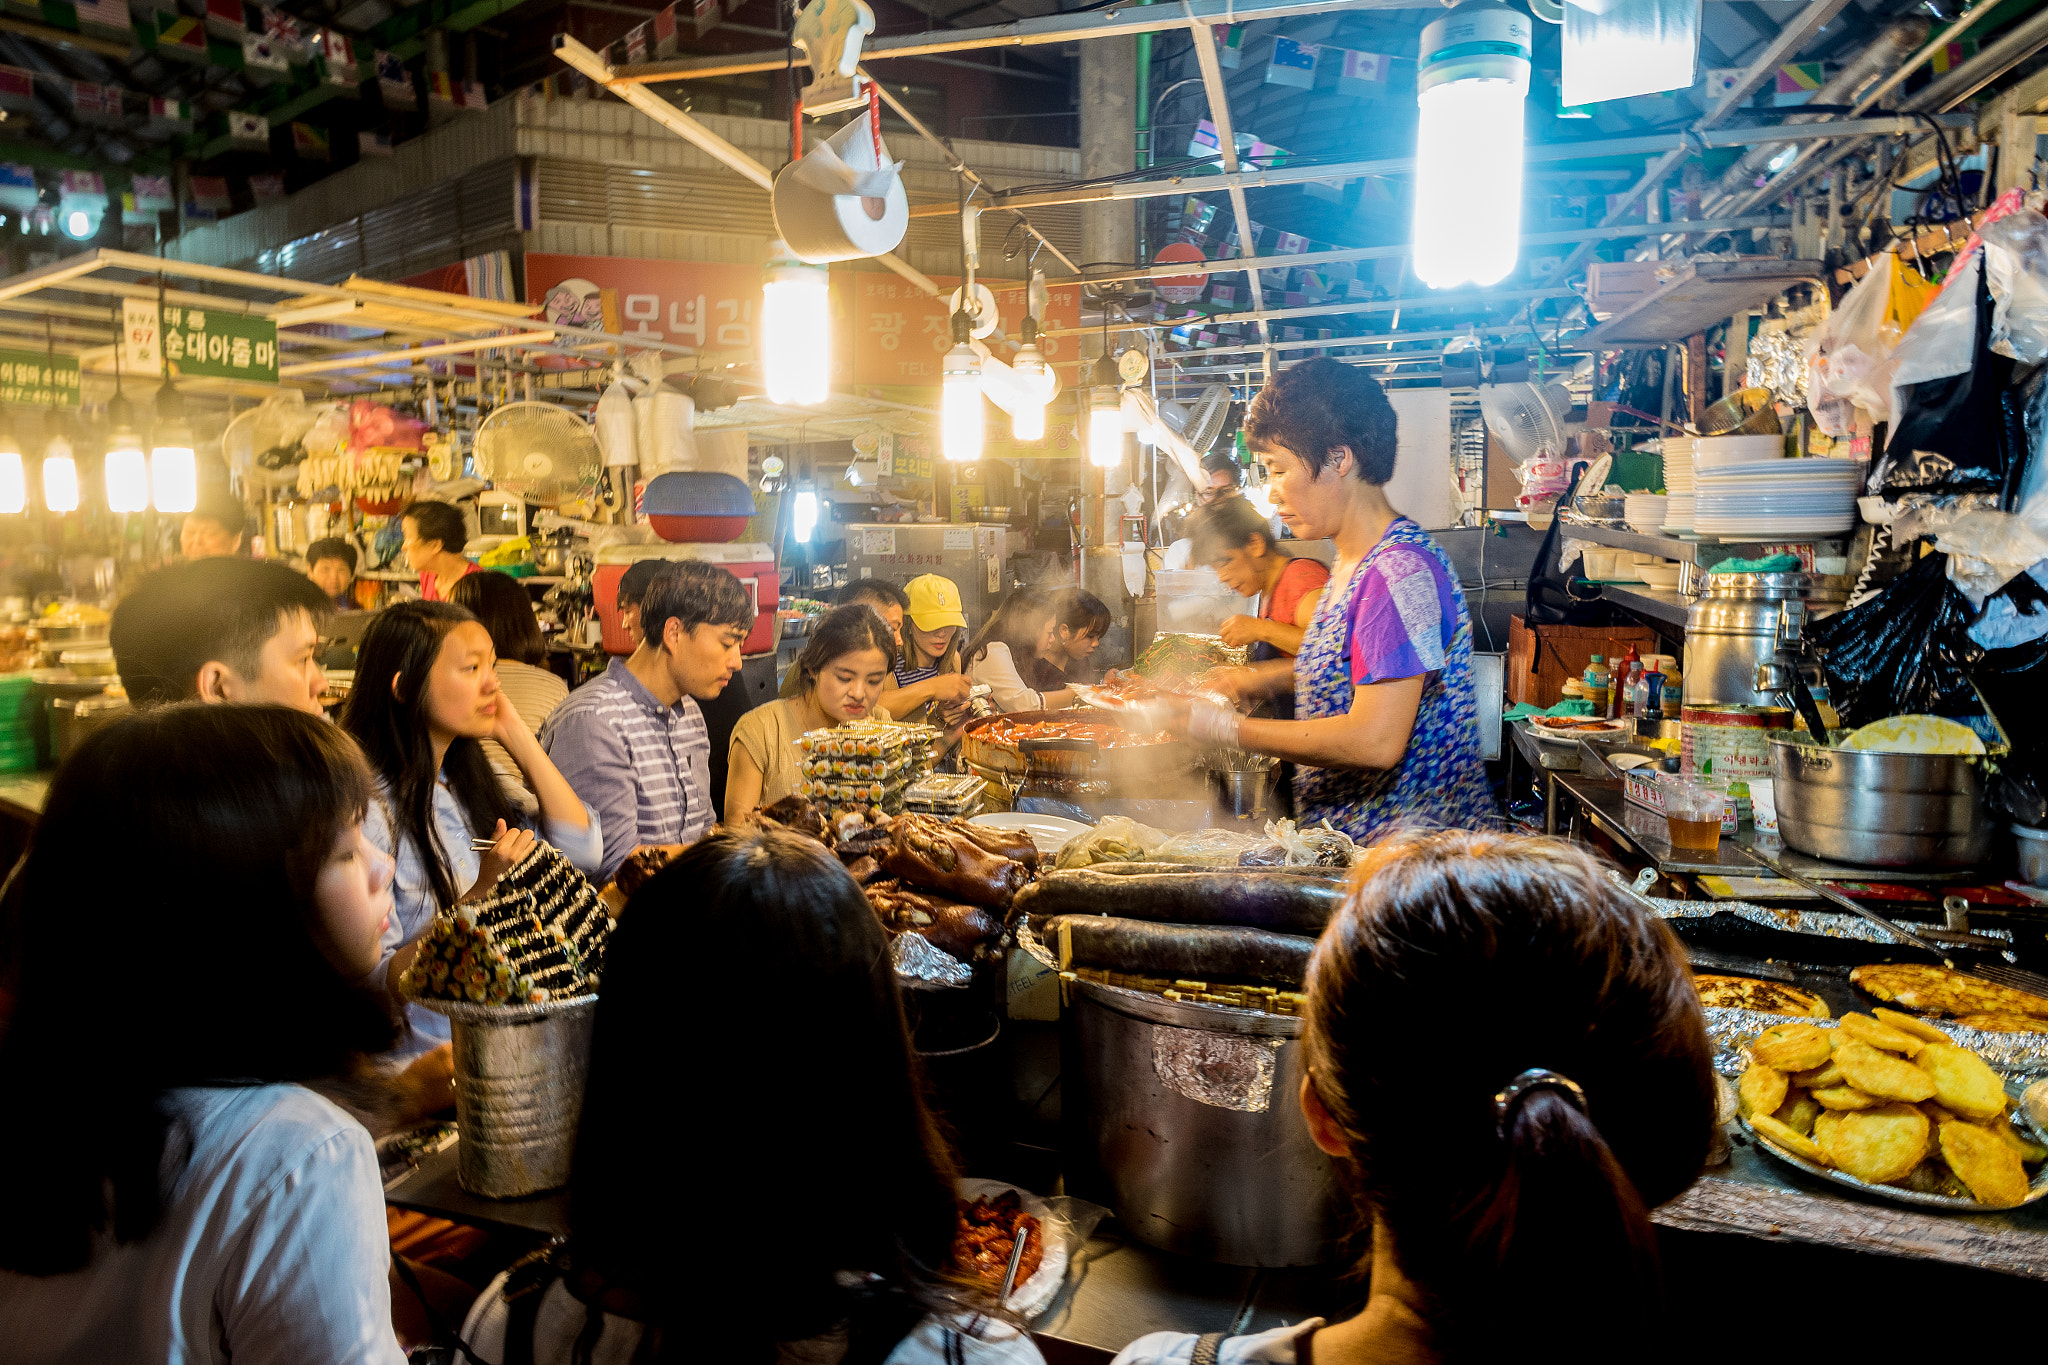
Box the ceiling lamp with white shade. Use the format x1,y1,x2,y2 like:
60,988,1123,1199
941,313,984,463
1087,355,1123,469
0,426,24,516
760,240,831,407
1411,0,1532,291
150,379,197,515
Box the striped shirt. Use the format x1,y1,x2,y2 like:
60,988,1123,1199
540,658,713,883
480,659,570,784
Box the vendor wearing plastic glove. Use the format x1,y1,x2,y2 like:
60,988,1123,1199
1168,359,1500,842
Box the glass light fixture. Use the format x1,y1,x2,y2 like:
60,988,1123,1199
941,313,984,463
42,421,77,513
1087,357,1123,470
760,241,830,406
1009,320,1048,442
1411,1,1532,291
150,379,196,514
103,391,148,512
793,487,819,543
0,427,23,515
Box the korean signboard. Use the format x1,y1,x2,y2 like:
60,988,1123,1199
835,270,1082,392
158,306,279,383
525,253,761,362
0,350,80,408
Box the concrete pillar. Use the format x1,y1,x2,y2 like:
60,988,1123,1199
1079,36,1138,314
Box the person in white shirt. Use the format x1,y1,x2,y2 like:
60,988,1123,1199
1111,832,1718,1365
964,587,1075,712
0,703,410,1364
458,826,1044,1365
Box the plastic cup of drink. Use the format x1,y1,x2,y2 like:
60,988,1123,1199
1663,777,1725,852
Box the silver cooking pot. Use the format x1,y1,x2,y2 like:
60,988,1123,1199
1769,735,1991,869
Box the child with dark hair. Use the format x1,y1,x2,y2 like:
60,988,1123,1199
0,704,407,1361
112,557,334,713
1034,587,1111,689
727,603,897,820
457,826,1042,1365
542,560,755,880
401,500,478,602
1115,832,1716,1365
306,537,361,609
340,601,599,1055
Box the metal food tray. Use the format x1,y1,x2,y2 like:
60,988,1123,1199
960,709,1195,787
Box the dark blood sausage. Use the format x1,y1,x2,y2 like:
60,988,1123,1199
1012,869,1343,935
1034,915,1314,986
1077,861,1344,879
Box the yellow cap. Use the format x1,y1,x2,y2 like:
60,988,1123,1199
904,574,967,630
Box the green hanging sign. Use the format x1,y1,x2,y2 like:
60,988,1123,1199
0,351,82,408
160,305,280,384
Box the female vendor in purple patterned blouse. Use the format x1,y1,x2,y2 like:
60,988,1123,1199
1166,359,1500,842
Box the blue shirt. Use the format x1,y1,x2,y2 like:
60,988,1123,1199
540,658,714,884
365,767,602,1054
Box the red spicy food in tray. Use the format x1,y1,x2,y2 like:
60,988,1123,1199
977,717,1171,749
955,1189,1044,1289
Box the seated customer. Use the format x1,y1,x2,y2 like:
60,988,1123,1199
450,570,569,783
0,704,406,1363
613,557,677,652
457,826,1041,1365
1114,832,1716,1365
180,489,247,559
340,602,600,1055
881,574,974,728
728,604,895,821
965,587,1073,712
306,536,360,610
111,557,332,713
779,579,908,700
1034,587,1110,690
542,561,753,882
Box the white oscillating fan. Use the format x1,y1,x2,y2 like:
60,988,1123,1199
1157,383,1233,456
1478,381,1572,465
471,401,603,508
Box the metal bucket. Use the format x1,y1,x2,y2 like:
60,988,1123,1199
1066,979,1345,1266
416,993,599,1198
1769,737,1991,869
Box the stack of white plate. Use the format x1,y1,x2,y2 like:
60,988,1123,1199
1623,493,1668,533
1692,434,1789,469
1690,458,1865,537
1661,439,1695,501
1663,495,1696,532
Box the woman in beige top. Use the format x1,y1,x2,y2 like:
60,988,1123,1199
726,604,896,821
450,571,569,783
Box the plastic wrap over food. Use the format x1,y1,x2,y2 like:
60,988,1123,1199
1704,1005,2048,1079
891,930,972,986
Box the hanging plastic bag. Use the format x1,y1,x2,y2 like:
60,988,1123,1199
593,378,637,469
1807,255,1910,434
1982,206,2048,363
1872,256,2020,503
1808,552,1980,728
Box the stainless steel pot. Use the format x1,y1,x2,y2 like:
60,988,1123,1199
1684,572,1847,708
1066,978,1345,1266
1769,736,1991,869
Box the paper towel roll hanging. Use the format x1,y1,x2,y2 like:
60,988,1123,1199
772,115,908,263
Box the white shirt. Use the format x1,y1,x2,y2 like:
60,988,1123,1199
460,1276,1046,1365
0,1084,405,1365
969,642,1062,713
1112,1320,1322,1365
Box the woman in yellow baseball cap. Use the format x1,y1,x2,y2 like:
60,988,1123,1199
880,574,975,729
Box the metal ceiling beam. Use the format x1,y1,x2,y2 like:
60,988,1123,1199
278,330,561,377
605,0,1414,83
1042,286,1580,338
1186,9,1270,369
1552,0,1857,282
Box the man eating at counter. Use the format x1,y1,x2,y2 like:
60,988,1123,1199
111,558,333,715
542,561,755,882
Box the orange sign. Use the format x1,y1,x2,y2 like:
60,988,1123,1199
525,253,762,352
835,270,1082,391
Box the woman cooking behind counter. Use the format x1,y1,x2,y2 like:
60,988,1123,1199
1179,359,1498,841
726,604,897,821
965,587,1075,713
1188,494,1328,721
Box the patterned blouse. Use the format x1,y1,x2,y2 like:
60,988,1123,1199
1291,517,1500,842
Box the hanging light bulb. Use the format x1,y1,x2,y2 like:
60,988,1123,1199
150,379,196,514
42,420,77,513
1411,1,1531,290
1009,319,1047,442
104,422,148,512
0,425,23,515
761,241,831,406
793,488,819,543
1088,355,1123,469
941,313,984,463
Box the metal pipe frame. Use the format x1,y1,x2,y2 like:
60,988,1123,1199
1041,285,1580,338
1185,8,1270,370
278,331,561,377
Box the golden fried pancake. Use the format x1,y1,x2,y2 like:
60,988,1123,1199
1693,974,1830,1019
1849,963,2048,1020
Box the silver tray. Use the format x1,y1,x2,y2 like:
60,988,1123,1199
1736,1037,2048,1211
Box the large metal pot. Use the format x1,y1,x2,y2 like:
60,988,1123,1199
1769,736,1991,868
1065,978,1345,1266
1684,572,1848,708
961,709,1195,789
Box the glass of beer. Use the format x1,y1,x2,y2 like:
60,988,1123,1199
1663,777,1726,853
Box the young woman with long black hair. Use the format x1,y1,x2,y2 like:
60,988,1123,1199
1115,832,1717,1365
0,705,406,1362
458,826,1043,1365
964,587,1074,713
340,600,599,1053
726,603,898,821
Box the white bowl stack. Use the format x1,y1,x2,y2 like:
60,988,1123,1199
1691,457,1865,537
1623,494,1668,533
1660,438,1695,531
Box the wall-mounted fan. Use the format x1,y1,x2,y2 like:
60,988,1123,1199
471,401,603,508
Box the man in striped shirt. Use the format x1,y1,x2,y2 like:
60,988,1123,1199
541,561,755,882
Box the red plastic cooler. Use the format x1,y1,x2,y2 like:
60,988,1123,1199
593,542,779,656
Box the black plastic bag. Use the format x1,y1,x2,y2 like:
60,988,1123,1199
1809,551,1980,727
1877,264,2021,503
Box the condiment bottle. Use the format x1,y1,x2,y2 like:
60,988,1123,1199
1612,645,1639,719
